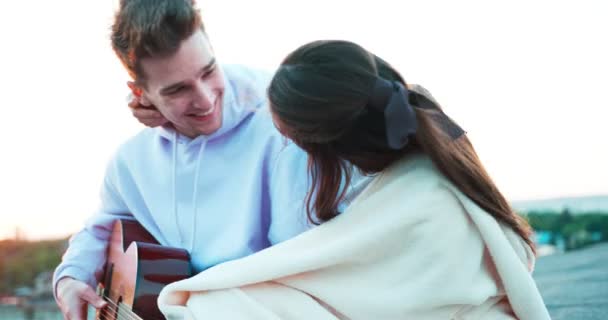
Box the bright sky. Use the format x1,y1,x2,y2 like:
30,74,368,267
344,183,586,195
0,0,606,240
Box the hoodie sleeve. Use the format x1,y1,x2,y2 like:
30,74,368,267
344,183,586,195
267,143,313,245
52,155,133,297
266,142,372,245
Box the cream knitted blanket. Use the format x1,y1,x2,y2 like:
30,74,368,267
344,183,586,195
158,155,550,320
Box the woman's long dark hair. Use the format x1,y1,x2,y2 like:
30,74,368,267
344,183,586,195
268,40,535,252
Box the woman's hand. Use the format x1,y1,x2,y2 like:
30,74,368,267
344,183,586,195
128,93,168,128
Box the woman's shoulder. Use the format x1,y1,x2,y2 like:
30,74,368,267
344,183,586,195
381,153,448,193
388,154,536,271
354,153,464,222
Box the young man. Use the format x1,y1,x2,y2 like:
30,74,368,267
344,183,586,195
53,1,313,318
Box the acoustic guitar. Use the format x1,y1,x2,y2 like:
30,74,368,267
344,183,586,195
96,219,192,320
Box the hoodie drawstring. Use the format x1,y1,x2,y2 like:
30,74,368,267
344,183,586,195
172,130,207,253
190,140,206,252
172,131,183,247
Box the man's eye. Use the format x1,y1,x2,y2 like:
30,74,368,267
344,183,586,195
168,87,184,95
202,68,216,79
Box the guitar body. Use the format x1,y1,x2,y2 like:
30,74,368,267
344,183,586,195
97,219,192,320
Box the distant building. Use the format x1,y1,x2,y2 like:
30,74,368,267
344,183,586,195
534,230,553,245
14,287,32,297
14,227,25,242
33,272,53,297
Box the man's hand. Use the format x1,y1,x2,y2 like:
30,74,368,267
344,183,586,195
56,277,106,320
128,93,168,128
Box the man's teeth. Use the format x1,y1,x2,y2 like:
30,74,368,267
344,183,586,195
191,106,214,117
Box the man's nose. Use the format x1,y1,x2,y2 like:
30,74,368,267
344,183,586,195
193,83,214,109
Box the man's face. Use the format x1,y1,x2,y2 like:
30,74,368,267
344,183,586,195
138,30,225,137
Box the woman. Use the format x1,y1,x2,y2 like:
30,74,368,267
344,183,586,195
153,40,550,319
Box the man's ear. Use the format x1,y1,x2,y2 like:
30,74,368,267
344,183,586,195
127,81,152,107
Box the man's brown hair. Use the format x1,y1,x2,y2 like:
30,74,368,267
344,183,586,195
111,0,203,85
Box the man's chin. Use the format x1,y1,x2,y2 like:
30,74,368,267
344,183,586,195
199,105,223,135
197,118,222,136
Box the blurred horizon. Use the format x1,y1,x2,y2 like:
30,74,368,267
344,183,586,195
2,193,607,241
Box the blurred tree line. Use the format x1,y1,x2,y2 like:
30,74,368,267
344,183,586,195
523,209,608,250
0,239,65,294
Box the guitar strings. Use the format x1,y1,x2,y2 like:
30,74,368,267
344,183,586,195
98,291,166,320
101,301,144,320
97,303,138,320
97,306,135,320
97,295,142,320
97,303,142,320
97,306,138,320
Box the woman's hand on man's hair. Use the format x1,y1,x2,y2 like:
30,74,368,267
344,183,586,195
127,93,168,128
